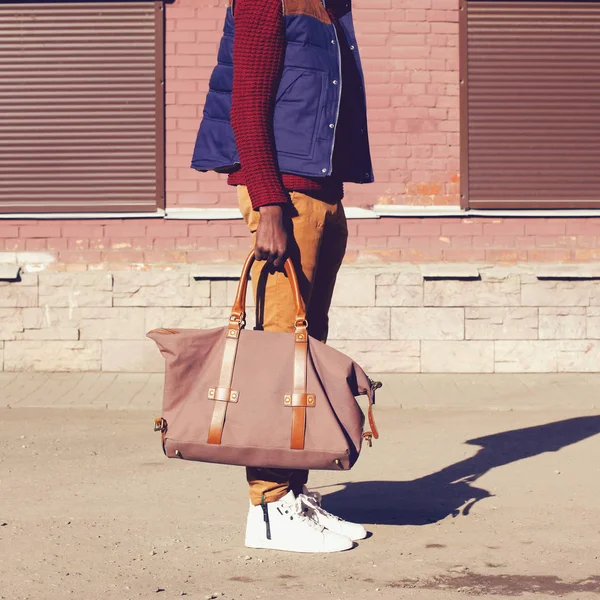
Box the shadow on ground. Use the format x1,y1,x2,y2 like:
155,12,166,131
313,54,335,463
323,416,600,526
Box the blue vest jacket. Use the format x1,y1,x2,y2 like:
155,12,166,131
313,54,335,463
191,0,373,184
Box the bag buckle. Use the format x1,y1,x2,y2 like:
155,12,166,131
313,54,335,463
229,314,245,328
154,417,167,432
368,377,383,393
362,432,373,448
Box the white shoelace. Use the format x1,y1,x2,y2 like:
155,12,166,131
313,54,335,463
298,492,342,523
289,496,325,530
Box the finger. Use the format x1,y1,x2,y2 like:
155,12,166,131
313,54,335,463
259,245,276,263
255,246,267,262
272,251,285,268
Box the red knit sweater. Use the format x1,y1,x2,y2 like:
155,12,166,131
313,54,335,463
228,0,356,210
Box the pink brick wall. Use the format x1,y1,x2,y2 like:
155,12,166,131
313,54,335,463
4,218,600,270
165,1,230,208
165,0,460,209
4,0,600,268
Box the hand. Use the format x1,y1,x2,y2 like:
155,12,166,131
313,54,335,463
255,205,288,268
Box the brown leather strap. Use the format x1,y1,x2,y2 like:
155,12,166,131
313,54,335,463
207,321,241,445
363,379,381,446
209,387,239,402
367,403,378,439
230,252,255,322
284,393,316,407
231,251,307,327
291,404,307,450
210,252,310,447
287,326,312,450
284,259,307,326
208,400,229,445
154,418,168,454
293,328,307,393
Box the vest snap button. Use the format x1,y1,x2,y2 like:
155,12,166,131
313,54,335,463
350,45,356,50
333,80,338,85
331,39,336,44
322,168,327,173
329,123,334,129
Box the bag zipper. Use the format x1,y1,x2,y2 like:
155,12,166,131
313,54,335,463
260,494,272,540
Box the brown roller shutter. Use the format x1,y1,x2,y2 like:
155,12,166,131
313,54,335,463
461,1,600,209
0,1,164,214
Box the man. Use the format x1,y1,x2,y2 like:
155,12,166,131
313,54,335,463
192,0,373,553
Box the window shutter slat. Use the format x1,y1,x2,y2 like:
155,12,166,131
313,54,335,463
0,1,164,214
464,1,600,209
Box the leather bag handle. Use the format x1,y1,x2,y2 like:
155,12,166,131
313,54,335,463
208,252,310,449
230,251,308,330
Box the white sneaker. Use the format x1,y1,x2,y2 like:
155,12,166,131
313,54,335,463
245,491,353,553
298,486,367,542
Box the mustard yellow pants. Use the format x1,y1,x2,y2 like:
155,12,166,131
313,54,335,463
238,186,348,506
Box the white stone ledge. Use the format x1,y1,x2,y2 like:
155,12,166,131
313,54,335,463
3,205,598,220
420,264,480,280
166,206,379,220
373,204,600,218
1,252,56,271
0,265,20,281
535,265,600,280
0,210,164,220
470,208,600,217
0,207,376,221
373,205,464,217
168,207,240,220
343,207,379,219
192,265,247,279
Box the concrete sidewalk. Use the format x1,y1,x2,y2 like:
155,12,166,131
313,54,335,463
2,406,600,599
2,373,600,599
2,371,600,411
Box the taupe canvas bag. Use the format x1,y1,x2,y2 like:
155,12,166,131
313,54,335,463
148,252,380,471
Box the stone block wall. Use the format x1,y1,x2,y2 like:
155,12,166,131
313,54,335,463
3,265,600,373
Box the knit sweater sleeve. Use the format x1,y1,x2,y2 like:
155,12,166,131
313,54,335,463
230,0,289,210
